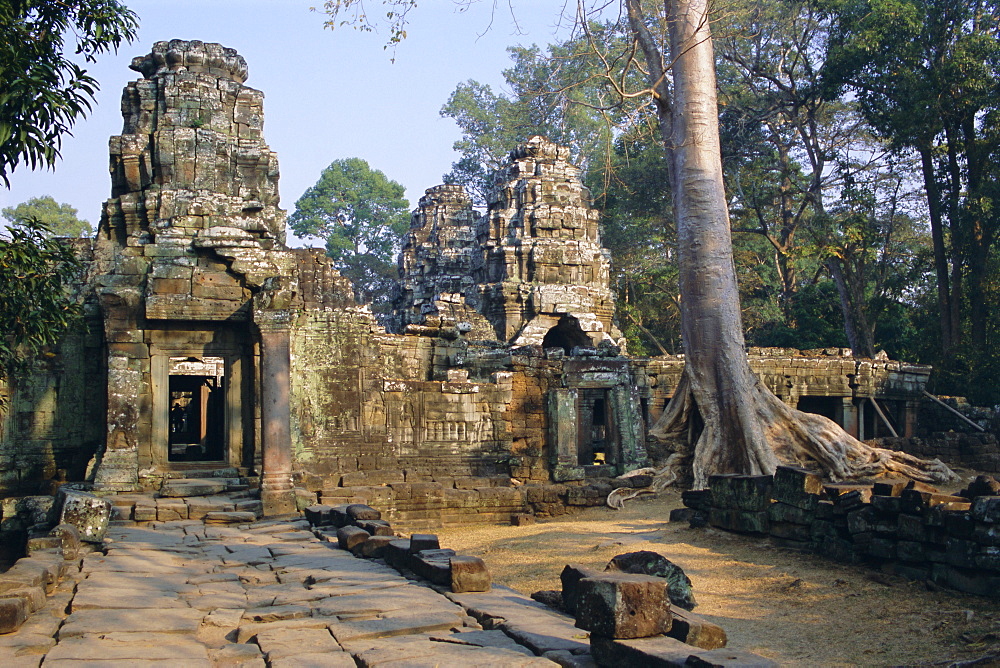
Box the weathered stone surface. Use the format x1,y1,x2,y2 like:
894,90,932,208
560,564,602,615
358,535,396,559
209,643,266,668
160,479,228,497
354,519,393,536
605,551,696,611
451,555,491,593
575,573,671,639
327,610,462,642
254,626,341,659
591,635,778,667
58,489,112,543
346,504,381,521
57,607,205,637
337,525,369,552
667,608,727,650
0,594,30,633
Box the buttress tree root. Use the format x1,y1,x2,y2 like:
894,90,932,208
607,372,958,509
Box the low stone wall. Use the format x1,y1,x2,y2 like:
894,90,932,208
681,467,1000,598
299,476,614,528
880,433,1000,472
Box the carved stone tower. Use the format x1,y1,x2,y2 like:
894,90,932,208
91,40,311,513
393,137,621,349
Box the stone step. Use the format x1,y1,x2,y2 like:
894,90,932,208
165,467,241,479
159,479,228,498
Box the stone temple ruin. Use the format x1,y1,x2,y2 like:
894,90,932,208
0,40,964,524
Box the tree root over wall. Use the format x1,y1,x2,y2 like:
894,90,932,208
607,375,958,509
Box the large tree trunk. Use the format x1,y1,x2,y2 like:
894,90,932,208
624,0,956,491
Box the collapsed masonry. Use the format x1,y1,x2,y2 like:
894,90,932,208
0,41,943,523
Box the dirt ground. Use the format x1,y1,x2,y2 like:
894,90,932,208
436,485,1000,667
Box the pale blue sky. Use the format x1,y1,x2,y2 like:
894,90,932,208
1,0,582,237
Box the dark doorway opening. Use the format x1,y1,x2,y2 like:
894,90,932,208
542,315,591,353
796,396,840,422
578,389,612,467
168,357,226,462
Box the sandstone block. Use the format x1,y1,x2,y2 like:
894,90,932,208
450,555,491,593
667,607,727,650
336,526,369,552
358,535,396,559
0,594,29,633
575,573,671,639
605,551,696,611
560,564,602,615
355,519,393,536
346,504,381,521
48,523,81,561
409,533,440,554
159,478,227,497
304,505,333,527
58,489,112,543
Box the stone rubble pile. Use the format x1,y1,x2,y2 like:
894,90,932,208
550,551,775,666
679,466,1000,598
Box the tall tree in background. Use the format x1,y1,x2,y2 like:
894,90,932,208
824,0,1000,371
0,0,138,185
289,158,410,311
3,195,93,238
0,220,84,411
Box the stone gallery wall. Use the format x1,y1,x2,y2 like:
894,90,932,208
682,468,1000,599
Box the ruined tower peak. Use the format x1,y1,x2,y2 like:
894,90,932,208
130,39,249,84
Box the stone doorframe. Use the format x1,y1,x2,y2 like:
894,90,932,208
549,374,647,482
148,342,248,470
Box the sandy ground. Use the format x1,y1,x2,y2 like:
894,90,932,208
436,487,1000,667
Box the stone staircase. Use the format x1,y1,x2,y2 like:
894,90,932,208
108,467,263,525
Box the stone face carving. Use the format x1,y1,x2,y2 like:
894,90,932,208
393,137,622,349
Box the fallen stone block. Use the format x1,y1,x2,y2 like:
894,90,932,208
575,573,671,639
409,533,440,554
667,607,727,650
58,489,112,543
0,594,30,633
346,504,381,521
357,535,395,559
304,505,333,527
329,505,353,528
3,585,49,613
411,549,456,585
48,523,81,561
512,513,536,526
337,526,369,552
451,555,491,593
383,539,412,569
560,564,602,615
354,519,393,536
606,551,696,611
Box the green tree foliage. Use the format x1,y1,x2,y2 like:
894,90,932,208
3,195,93,238
289,158,410,310
823,0,1000,374
0,0,138,185
0,219,84,408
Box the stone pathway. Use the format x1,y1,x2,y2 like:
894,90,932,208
1,517,596,667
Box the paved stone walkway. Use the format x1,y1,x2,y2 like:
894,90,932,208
1,517,595,667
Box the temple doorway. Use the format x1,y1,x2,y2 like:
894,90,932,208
168,356,226,462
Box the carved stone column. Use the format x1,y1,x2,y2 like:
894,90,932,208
257,310,296,515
